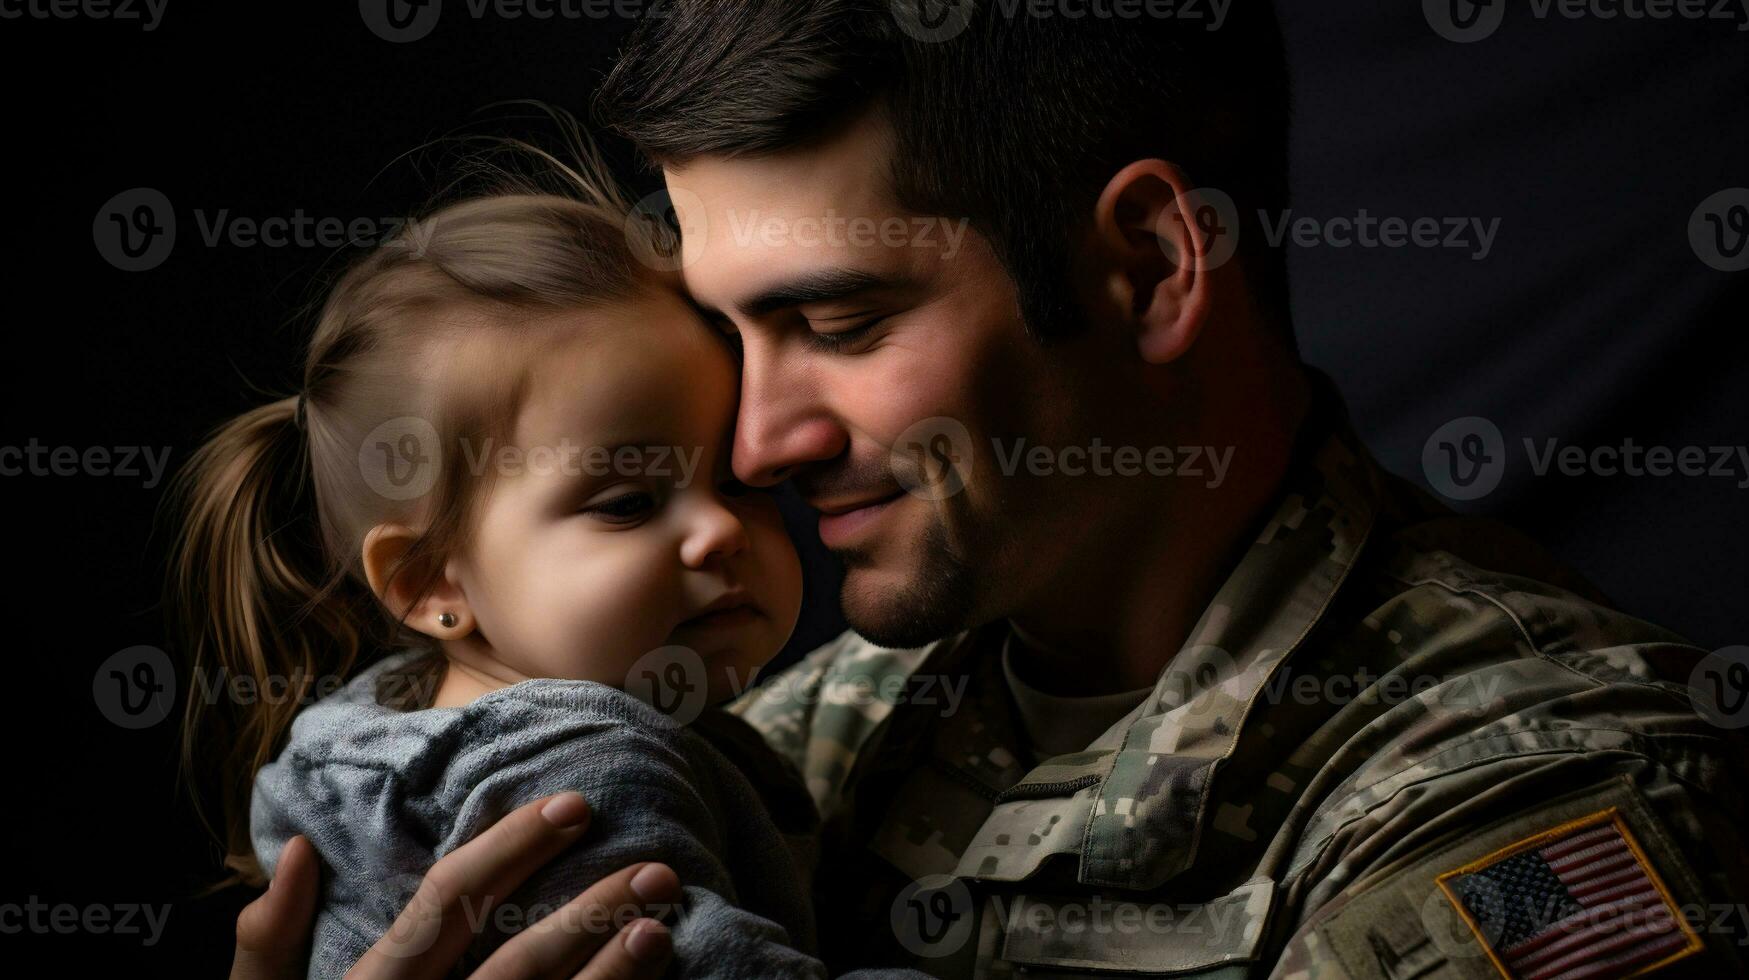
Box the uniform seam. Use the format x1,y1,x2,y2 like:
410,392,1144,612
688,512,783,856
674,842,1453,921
1345,723,1719,802
1289,730,1721,886
1376,568,1681,699
1382,566,1560,659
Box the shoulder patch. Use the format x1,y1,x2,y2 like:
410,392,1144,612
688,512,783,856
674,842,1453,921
1316,776,1720,980
1436,808,1703,979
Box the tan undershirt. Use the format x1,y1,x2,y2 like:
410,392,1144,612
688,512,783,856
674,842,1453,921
1000,629,1154,762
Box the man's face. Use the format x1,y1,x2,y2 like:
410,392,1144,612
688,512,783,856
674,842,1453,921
669,112,1124,648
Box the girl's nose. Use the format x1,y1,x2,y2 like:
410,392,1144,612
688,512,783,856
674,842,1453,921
678,481,752,568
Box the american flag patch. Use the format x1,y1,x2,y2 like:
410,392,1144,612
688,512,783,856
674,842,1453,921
1436,808,1703,979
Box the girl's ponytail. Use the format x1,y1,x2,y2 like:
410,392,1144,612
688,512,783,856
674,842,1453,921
166,395,372,887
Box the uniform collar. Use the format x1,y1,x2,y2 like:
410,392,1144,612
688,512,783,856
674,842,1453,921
956,374,1385,890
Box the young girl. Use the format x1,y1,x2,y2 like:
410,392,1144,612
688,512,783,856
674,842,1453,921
167,142,896,977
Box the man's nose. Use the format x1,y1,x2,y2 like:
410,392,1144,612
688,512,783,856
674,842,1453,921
733,347,847,487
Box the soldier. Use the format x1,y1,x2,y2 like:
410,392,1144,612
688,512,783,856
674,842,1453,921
232,3,1748,978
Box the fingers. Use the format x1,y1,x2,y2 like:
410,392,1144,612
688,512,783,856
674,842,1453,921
571,919,673,980
231,834,319,980
346,792,595,980
470,862,682,980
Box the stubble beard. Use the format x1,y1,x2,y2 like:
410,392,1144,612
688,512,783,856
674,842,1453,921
835,508,981,650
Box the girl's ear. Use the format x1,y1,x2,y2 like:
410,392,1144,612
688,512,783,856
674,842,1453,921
361,524,476,639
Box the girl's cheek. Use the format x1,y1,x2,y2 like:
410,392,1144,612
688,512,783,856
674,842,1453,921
581,543,683,626
740,496,793,547
752,523,805,627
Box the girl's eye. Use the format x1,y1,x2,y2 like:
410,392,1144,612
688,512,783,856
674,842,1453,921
581,491,656,523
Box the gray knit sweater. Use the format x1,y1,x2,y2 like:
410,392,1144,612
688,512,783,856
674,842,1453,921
251,648,874,979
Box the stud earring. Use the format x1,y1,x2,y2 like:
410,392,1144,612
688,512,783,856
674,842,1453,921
437,612,458,629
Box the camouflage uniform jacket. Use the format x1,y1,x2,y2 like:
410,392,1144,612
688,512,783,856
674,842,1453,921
731,394,1749,980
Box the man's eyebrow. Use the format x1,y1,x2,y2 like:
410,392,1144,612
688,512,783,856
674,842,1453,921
736,268,898,318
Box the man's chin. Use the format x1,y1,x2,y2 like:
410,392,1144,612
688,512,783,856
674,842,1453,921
837,540,979,650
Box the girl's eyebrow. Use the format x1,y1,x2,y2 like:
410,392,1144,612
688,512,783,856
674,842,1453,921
581,438,668,461
525,438,665,473
540,440,674,500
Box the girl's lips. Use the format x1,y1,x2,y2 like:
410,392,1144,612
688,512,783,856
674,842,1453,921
677,603,760,631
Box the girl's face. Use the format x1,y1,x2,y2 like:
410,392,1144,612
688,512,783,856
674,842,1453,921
448,289,803,705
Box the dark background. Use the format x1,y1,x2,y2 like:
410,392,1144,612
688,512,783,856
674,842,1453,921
1,1,1742,971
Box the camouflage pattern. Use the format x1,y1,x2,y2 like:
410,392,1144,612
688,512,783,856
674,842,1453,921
731,399,1749,979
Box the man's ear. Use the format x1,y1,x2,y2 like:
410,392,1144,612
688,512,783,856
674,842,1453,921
361,524,476,640
1091,159,1214,365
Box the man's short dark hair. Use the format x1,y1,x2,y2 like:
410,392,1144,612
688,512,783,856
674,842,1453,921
596,0,1294,345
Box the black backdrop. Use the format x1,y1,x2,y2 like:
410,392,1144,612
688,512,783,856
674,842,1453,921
1,2,1742,972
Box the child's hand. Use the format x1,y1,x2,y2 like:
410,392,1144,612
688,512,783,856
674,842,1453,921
229,793,682,980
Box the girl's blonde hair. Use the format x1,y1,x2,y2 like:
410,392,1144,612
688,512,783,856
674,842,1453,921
164,111,670,887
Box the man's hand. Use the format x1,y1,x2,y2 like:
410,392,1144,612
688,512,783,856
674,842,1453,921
229,792,681,980
231,833,319,980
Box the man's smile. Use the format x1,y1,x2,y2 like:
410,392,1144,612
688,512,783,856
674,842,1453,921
813,487,906,548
